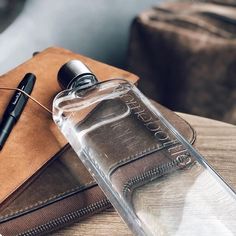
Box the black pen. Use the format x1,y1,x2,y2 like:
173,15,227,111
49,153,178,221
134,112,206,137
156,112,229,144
0,73,36,150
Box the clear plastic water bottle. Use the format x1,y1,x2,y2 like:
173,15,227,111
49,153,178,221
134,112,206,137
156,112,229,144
53,60,236,236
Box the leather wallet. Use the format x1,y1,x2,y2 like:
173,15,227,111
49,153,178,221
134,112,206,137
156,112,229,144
0,47,195,235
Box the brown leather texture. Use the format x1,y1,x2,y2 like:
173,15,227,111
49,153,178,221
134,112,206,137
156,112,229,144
0,47,139,206
0,47,195,235
77,92,195,177
0,100,195,216
0,145,95,219
0,186,110,236
74,89,196,200
0,101,195,236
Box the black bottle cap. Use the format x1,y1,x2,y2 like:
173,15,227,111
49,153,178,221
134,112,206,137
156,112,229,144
57,60,97,89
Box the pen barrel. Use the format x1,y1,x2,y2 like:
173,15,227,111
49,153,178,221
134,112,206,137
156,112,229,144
0,73,36,150
5,73,36,120
0,116,16,149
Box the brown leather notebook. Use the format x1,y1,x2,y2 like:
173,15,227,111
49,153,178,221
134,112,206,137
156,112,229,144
0,47,195,235
0,47,138,206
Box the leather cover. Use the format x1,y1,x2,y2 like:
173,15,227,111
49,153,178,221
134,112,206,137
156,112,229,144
0,47,195,235
0,47,138,206
0,102,195,236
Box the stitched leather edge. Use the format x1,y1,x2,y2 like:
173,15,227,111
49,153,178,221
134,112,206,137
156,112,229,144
16,198,111,236
1,111,196,223
108,140,180,176
108,111,196,176
0,181,96,223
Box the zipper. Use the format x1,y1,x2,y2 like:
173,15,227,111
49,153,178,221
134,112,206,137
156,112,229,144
17,198,111,236
123,154,192,197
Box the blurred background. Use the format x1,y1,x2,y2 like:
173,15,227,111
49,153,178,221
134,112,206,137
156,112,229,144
0,0,235,124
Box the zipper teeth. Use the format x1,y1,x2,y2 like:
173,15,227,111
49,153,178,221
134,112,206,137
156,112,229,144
123,155,190,196
17,198,110,236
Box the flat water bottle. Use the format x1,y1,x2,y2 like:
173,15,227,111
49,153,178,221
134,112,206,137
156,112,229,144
53,60,236,236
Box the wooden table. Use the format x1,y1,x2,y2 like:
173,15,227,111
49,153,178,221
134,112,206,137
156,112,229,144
54,113,236,236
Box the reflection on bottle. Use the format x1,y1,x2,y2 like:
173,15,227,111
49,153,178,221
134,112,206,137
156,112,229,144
53,60,236,236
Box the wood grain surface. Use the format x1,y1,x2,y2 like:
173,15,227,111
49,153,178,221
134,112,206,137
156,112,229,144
52,113,236,236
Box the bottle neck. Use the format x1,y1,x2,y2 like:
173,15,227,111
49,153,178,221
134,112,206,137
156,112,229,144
68,74,98,90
